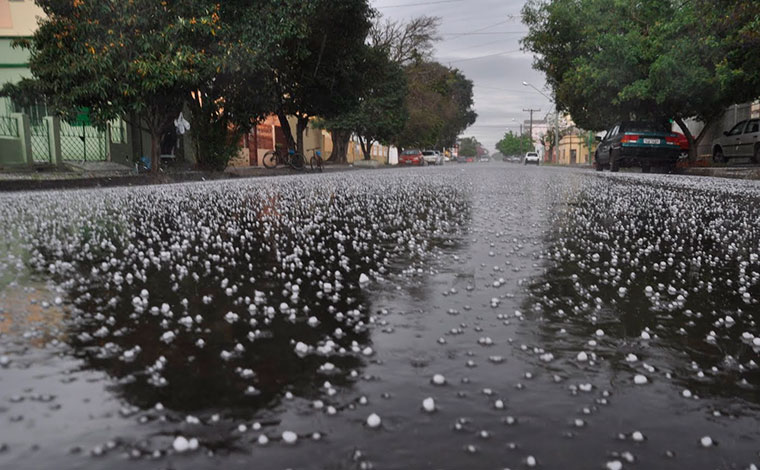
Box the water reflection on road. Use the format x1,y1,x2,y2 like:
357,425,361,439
1,167,760,470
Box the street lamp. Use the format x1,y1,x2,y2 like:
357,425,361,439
523,81,560,163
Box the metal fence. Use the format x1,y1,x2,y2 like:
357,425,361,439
110,119,127,144
60,121,108,161
0,115,19,137
30,120,52,163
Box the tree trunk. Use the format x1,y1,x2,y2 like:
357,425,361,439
150,128,161,173
674,117,697,162
276,110,295,151
328,129,350,163
296,115,309,156
359,136,373,160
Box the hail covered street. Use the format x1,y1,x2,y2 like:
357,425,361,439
0,164,759,470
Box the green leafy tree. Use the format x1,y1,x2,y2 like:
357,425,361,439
17,0,221,172
324,13,440,163
522,0,760,161
267,0,373,155
396,61,477,149
323,47,408,161
458,136,480,157
496,131,534,156
187,0,308,170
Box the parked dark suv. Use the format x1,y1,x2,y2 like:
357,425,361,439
595,121,682,173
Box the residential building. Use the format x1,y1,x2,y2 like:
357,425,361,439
557,132,596,165
0,1,189,168
0,0,41,93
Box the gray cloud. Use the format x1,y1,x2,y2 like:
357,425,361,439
372,0,552,151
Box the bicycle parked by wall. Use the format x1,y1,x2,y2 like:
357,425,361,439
307,148,324,173
262,146,305,170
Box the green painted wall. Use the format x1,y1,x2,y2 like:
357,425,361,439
0,38,31,89
0,39,30,65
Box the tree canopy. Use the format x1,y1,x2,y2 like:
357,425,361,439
369,15,440,65
6,1,476,169
322,47,408,160
521,0,760,159
396,61,477,150
15,0,223,170
266,0,373,154
496,131,534,157
458,136,480,157
323,14,475,162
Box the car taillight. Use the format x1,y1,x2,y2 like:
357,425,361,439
621,134,640,143
665,136,679,145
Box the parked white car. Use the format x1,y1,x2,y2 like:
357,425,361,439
422,150,444,165
712,118,760,163
524,152,540,165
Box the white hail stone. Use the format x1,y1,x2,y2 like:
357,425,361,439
172,436,190,452
606,460,623,470
282,431,298,444
422,397,436,412
366,413,382,428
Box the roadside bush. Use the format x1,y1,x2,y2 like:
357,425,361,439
191,111,243,171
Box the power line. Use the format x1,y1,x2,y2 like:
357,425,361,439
441,31,526,37
464,19,511,34
378,0,464,8
445,48,523,63
474,85,539,94
443,39,504,54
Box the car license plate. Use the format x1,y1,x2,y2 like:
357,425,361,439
643,138,660,144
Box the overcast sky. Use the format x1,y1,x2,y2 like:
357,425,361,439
371,0,551,152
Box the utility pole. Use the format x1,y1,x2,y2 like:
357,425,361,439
523,108,540,153
519,124,523,156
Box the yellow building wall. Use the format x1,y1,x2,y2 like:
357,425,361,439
346,139,390,164
557,134,596,165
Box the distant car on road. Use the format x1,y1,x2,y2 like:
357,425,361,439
457,155,474,163
421,150,444,165
524,152,540,165
479,156,490,162
712,118,760,163
398,149,425,166
595,121,681,173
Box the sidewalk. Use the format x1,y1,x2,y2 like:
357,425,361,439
681,165,760,180
0,163,359,192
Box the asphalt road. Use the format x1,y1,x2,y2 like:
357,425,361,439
0,164,759,470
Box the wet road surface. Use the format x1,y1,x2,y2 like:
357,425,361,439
1,164,759,470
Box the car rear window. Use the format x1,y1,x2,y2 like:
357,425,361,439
422,151,435,156
621,121,670,133
527,153,538,157
402,150,420,155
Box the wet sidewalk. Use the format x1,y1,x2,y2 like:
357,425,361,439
0,164,359,192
